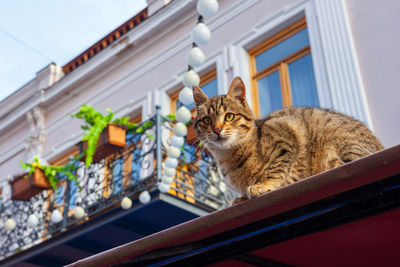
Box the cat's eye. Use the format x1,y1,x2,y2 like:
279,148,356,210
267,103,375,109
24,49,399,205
203,117,212,125
225,113,235,122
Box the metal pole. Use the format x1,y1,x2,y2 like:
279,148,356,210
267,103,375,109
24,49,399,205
155,105,162,182
62,179,71,230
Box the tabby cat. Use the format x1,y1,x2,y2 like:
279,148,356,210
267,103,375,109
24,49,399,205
193,77,383,205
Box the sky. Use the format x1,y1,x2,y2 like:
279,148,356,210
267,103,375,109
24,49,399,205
0,0,148,102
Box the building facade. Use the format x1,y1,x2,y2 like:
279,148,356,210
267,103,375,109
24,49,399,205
0,0,399,265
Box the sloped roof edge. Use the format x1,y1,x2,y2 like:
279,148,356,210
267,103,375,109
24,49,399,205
62,8,148,74
66,144,400,266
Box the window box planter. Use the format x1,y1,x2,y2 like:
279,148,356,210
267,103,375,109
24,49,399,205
78,123,126,164
10,169,50,201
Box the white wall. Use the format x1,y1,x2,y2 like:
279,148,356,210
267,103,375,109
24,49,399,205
346,0,400,147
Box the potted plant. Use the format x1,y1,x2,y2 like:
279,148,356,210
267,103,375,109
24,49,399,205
71,105,139,167
11,156,79,201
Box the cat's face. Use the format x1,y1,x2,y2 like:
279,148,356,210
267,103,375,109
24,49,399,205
193,77,255,150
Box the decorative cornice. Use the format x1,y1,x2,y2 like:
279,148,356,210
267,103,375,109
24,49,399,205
62,9,148,74
0,1,191,134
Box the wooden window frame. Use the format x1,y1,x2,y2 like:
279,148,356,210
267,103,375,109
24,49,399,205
170,69,217,113
50,148,80,166
249,18,311,117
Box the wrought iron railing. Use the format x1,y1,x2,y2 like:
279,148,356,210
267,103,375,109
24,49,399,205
0,106,235,260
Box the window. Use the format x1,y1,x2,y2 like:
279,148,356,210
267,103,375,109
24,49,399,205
107,113,142,197
249,18,319,117
170,69,218,113
49,148,81,217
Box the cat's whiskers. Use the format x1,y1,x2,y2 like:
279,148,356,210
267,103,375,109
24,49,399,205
202,140,212,154
192,77,383,205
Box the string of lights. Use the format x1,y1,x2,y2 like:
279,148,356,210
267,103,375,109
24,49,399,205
158,0,219,193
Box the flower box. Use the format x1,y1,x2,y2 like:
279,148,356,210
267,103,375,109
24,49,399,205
10,169,50,201
78,123,126,164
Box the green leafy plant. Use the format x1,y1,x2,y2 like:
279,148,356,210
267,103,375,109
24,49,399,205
20,156,80,191
135,120,156,141
166,113,176,121
71,105,154,167
167,112,193,126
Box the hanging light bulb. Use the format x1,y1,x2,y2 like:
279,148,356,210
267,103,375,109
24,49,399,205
164,167,177,177
4,218,16,230
121,197,132,210
197,0,219,17
162,175,174,185
179,87,194,106
176,106,192,123
74,206,86,219
165,157,178,168
167,146,181,158
183,70,200,88
173,122,188,137
187,47,205,67
158,183,171,193
170,135,184,148
139,191,151,204
27,214,39,227
50,209,63,223
192,23,211,45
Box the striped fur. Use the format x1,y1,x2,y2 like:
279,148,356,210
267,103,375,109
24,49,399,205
193,77,384,205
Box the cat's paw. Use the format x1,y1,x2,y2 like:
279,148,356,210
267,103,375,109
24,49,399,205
232,196,248,205
247,184,273,198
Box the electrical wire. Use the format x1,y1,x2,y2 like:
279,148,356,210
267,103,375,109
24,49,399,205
0,27,54,62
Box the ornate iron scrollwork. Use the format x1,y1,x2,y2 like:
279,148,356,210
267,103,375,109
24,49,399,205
0,114,235,259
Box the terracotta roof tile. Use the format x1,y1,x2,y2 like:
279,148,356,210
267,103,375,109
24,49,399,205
62,8,148,74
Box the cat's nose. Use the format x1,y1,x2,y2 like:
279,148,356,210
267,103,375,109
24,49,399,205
213,128,222,135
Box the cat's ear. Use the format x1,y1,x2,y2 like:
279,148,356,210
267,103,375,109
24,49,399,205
227,77,246,103
193,86,209,106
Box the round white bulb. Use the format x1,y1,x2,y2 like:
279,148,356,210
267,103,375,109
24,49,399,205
173,122,187,137
170,135,184,148
27,214,39,227
192,23,211,45
5,218,16,230
179,87,194,106
167,146,181,158
197,0,219,17
158,183,171,193
183,70,200,88
165,157,178,168
74,206,86,219
121,197,132,210
162,175,174,185
164,167,176,177
50,209,63,223
187,47,205,67
139,191,151,204
176,106,192,123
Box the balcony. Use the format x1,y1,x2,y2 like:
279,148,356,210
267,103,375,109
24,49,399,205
0,108,235,266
